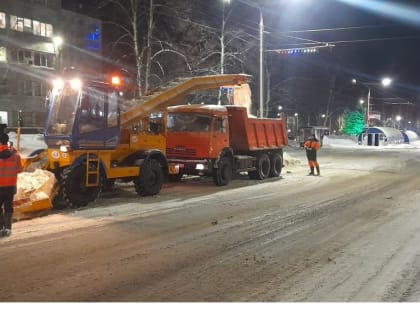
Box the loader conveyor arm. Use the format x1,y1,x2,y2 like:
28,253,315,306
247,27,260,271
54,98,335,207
120,74,251,128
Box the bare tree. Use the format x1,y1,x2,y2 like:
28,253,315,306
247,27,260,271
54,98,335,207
98,0,193,96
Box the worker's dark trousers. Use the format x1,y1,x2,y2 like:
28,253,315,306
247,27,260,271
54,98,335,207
0,186,15,230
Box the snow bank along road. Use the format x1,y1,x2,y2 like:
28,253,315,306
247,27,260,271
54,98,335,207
1,146,420,302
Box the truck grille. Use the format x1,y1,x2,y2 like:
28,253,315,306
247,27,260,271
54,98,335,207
167,147,197,157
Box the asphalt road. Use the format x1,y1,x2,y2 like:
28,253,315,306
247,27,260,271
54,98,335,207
1,146,420,302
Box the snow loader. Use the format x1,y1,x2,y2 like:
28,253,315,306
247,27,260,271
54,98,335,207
19,72,251,212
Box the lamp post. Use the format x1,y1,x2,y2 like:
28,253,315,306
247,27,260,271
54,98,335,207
294,112,299,134
223,0,264,117
353,77,392,128
258,7,263,118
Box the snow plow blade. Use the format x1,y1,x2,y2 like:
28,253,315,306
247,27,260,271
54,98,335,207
21,149,48,172
13,169,57,217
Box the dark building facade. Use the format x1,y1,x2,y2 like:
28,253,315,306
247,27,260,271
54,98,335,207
0,0,102,128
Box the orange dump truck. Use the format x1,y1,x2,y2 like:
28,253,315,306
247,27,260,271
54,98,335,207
166,105,288,186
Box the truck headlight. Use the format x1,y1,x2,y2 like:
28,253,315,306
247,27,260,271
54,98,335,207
195,164,205,170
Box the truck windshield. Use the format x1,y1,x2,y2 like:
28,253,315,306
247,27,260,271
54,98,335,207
167,113,212,132
46,86,79,135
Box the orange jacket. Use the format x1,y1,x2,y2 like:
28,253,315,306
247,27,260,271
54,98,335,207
0,144,23,187
304,139,320,151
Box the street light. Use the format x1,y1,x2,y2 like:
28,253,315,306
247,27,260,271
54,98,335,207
277,105,283,117
294,112,299,134
353,77,392,127
395,115,402,129
223,0,264,118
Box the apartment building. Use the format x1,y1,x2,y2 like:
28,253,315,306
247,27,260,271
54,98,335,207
0,0,102,128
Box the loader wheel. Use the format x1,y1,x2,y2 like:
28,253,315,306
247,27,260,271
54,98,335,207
269,153,283,177
134,159,163,196
249,153,270,180
62,165,101,208
212,157,232,186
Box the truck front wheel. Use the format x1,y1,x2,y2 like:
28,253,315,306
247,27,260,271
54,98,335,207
212,157,232,186
134,159,163,196
249,153,270,180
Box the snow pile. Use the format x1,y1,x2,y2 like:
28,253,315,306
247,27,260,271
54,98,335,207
14,169,56,205
283,151,302,166
13,169,56,217
322,135,358,147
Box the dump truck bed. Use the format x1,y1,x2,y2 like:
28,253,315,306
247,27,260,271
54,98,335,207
227,106,288,152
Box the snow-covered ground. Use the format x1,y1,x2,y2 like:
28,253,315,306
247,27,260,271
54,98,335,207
3,132,420,302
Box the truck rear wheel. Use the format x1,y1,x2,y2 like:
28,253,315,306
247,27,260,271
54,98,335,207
62,164,101,208
134,159,163,196
269,153,283,177
213,157,232,186
249,153,270,180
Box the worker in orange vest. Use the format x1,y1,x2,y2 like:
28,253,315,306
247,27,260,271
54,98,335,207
304,134,321,176
0,133,23,237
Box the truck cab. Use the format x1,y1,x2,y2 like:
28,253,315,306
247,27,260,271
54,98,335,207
166,104,229,177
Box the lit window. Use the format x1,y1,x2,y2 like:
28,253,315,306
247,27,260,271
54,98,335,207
0,47,6,62
40,23,45,36
10,15,17,30
16,17,24,32
33,20,40,35
46,24,53,37
0,12,5,29
24,18,31,29
10,15,24,32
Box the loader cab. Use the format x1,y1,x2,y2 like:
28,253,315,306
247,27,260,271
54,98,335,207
45,77,121,150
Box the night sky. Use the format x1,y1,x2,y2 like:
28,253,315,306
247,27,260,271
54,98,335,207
62,0,420,121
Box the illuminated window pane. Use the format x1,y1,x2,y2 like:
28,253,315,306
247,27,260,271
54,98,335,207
0,47,6,62
46,24,53,37
33,20,40,35
40,23,45,36
0,12,5,29
24,18,31,28
10,15,17,30
16,17,24,32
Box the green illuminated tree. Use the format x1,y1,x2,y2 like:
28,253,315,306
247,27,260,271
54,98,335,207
342,105,365,135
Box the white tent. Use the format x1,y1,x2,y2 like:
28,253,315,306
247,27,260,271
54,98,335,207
358,127,404,146
401,130,419,143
